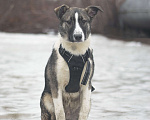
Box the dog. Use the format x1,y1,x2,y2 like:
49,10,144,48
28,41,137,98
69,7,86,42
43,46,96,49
40,4,103,120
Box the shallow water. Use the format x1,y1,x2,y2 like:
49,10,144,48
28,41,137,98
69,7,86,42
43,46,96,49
0,33,150,120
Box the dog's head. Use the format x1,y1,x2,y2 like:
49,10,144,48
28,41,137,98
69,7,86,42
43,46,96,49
54,5,103,42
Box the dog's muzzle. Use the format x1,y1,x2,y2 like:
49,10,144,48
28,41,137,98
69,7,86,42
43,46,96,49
74,33,82,41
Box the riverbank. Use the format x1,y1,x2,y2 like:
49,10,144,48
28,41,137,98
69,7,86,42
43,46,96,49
104,29,150,45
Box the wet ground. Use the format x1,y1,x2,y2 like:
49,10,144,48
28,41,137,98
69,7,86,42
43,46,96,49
0,32,150,120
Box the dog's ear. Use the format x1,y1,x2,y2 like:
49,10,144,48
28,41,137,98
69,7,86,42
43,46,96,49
85,6,103,19
54,4,70,19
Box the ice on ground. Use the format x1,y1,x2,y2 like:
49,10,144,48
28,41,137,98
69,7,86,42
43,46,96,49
0,32,150,120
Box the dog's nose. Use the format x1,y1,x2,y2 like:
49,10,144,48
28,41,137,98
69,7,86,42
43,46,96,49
74,34,82,41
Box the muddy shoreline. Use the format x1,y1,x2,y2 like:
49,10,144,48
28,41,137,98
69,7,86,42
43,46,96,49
109,36,150,45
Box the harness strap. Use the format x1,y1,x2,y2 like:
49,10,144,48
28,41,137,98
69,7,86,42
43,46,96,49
81,59,91,85
59,44,89,64
59,44,95,92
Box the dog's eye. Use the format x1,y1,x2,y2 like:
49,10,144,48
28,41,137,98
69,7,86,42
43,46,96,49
66,20,72,24
82,20,87,24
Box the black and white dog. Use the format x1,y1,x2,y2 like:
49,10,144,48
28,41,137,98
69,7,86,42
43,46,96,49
40,4,103,120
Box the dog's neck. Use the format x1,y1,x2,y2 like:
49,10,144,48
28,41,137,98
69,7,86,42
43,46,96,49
60,36,91,56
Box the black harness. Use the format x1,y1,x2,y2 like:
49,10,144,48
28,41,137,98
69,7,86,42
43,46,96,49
59,44,95,93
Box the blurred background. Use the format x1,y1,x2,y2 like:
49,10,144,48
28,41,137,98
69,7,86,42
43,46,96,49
0,0,150,42
0,0,150,120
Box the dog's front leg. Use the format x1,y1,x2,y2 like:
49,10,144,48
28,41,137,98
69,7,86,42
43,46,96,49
79,85,91,120
79,58,94,120
53,88,65,120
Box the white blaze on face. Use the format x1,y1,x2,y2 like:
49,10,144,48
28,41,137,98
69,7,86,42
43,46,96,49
74,12,85,41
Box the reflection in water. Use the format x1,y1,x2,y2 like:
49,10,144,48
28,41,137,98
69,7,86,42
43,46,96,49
0,33,150,120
